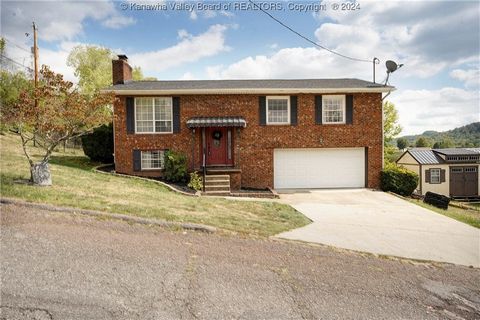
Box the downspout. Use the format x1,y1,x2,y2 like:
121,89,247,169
202,128,206,193
381,91,392,169
419,163,423,195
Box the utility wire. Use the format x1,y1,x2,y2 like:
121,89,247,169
4,38,32,55
248,0,371,63
0,54,33,72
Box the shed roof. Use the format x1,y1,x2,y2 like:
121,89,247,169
407,149,445,164
433,148,480,156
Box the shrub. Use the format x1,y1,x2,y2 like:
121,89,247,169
381,163,419,196
188,171,203,191
81,123,113,163
164,150,188,182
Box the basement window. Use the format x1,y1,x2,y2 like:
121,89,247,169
141,150,165,170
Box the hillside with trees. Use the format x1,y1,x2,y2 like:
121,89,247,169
396,122,480,148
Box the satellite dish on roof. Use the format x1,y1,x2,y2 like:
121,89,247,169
383,59,404,87
386,60,398,73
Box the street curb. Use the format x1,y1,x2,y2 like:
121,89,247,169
0,197,216,233
93,164,200,197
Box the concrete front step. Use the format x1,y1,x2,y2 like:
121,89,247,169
204,184,230,189
204,174,230,181
204,174,230,194
202,190,231,196
205,180,230,186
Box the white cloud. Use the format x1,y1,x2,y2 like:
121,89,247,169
180,72,196,80
189,10,198,20
202,10,217,19
390,88,480,135
39,42,81,83
220,10,234,18
450,68,480,89
102,15,136,29
206,47,370,80
1,0,135,42
131,24,230,74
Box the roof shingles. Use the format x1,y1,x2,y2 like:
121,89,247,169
109,78,393,92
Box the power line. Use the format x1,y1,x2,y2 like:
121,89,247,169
247,0,371,63
1,54,33,72
3,38,32,55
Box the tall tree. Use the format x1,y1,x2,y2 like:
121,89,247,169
1,65,114,185
397,137,408,150
67,45,148,94
415,137,432,148
433,137,454,149
383,101,402,161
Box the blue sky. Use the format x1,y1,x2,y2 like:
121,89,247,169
2,0,479,135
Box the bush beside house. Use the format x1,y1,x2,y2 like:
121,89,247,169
381,163,419,196
164,151,188,183
81,123,114,163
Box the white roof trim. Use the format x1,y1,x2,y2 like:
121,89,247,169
102,87,395,95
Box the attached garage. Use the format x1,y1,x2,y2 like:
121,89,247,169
273,148,366,189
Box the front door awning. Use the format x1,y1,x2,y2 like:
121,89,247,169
186,116,247,128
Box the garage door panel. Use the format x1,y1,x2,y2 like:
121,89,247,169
274,148,365,189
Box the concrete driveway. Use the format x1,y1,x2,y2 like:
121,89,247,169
276,189,480,267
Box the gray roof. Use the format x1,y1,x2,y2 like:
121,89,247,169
186,116,246,128
433,148,480,156
109,78,393,92
407,149,445,164
466,148,480,154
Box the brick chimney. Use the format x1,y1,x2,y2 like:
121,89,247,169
112,54,132,85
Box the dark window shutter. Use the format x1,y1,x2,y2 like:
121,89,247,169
259,96,266,126
133,149,141,171
126,97,135,134
440,169,446,183
315,95,322,124
425,169,431,183
172,97,180,133
290,96,297,126
346,95,353,124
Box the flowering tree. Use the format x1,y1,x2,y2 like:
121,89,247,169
2,65,114,185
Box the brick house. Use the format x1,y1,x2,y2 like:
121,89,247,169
108,55,393,192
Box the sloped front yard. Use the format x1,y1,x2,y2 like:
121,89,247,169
0,133,309,237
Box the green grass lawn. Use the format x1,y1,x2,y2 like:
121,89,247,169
0,133,310,237
407,198,480,228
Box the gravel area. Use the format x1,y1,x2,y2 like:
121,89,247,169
1,202,479,319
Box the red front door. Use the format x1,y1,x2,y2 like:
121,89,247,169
206,127,231,166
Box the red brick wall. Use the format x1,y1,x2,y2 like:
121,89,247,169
113,93,383,189
112,59,132,84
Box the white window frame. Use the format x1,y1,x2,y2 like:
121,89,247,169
141,150,165,170
134,97,173,134
430,168,441,184
322,95,346,124
266,96,290,125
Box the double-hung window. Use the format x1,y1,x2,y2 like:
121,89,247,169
322,95,346,124
141,150,165,170
135,97,173,133
430,168,441,184
266,96,290,124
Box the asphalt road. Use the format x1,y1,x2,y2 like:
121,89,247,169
1,202,479,320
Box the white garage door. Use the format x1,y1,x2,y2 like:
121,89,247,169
274,148,365,189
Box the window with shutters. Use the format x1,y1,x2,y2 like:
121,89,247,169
322,95,346,124
266,96,290,124
430,168,441,184
141,150,165,169
135,97,173,133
